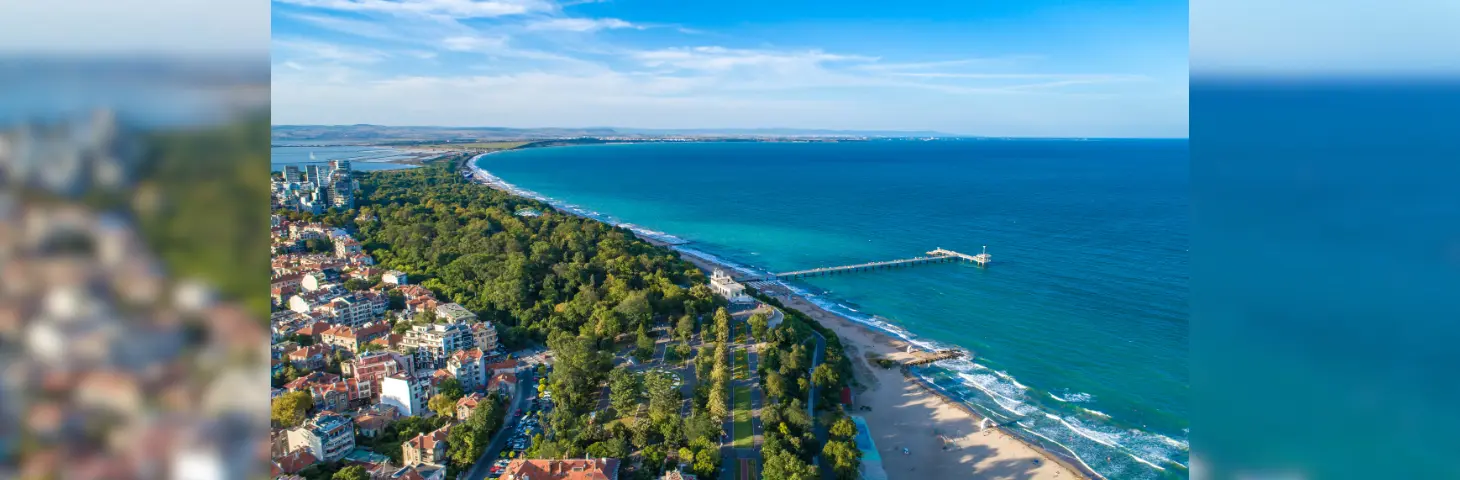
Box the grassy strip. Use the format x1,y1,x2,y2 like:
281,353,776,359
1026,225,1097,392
732,384,753,448
733,348,749,381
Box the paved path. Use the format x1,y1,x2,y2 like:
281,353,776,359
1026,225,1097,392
463,371,536,480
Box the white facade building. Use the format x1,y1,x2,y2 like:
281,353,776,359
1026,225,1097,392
382,271,408,286
709,269,752,303
380,373,428,417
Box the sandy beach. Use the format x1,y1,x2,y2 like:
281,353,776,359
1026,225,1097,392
662,245,1088,480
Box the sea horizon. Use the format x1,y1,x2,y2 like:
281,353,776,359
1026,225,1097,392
468,139,1191,480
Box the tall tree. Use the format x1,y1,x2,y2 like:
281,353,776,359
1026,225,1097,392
713,307,731,344
761,450,818,480
813,363,839,390
748,312,769,342
676,314,695,342
271,391,313,428
831,416,858,439
823,439,863,480
428,394,458,419
333,465,369,480
608,367,643,416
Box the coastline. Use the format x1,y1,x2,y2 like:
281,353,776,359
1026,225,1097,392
464,152,1093,479
664,242,1091,480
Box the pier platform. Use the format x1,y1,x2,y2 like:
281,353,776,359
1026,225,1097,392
761,246,991,280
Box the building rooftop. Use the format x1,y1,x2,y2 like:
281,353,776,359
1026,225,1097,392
501,458,620,480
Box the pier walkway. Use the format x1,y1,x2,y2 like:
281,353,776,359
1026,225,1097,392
762,247,991,280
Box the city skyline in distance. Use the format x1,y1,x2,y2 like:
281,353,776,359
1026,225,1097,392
271,0,1189,138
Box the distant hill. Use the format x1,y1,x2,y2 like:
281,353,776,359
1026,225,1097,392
270,124,961,142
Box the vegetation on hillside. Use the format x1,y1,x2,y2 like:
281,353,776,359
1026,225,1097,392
135,113,271,318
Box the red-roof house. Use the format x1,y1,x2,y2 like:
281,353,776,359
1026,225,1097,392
500,458,619,480
272,449,318,475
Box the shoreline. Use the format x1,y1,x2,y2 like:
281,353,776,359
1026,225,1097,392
464,151,1097,479
665,244,1092,480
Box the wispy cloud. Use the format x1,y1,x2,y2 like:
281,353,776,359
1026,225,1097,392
273,38,391,63
525,17,642,32
442,35,508,51
632,46,874,72
852,56,1046,71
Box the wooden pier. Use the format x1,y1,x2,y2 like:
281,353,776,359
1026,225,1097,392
766,246,991,280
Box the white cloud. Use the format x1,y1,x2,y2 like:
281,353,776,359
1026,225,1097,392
889,72,1144,81
273,0,553,18
273,38,391,63
442,36,508,51
525,17,642,32
853,56,1045,71
632,46,874,72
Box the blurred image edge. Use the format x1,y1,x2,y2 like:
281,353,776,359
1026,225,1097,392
0,0,271,479
1192,0,1460,478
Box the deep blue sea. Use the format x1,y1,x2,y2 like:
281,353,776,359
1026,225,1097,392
478,140,1190,479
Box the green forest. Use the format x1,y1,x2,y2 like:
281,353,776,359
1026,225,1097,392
303,158,858,479
349,157,717,348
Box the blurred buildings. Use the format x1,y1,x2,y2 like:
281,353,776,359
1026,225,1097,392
1,56,269,480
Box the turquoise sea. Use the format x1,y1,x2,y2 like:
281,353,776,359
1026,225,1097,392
476,140,1190,479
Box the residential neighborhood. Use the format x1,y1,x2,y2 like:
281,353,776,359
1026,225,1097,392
271,212,536,480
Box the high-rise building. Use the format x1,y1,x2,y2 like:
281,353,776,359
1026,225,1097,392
305,164,321,184
331,159,352,173
328,177,354,209
284,165,303,183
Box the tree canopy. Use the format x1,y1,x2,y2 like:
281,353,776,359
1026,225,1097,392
271,391,313,428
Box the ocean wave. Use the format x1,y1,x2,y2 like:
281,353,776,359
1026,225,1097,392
949,369,1037,416
1022,428,1108,480
1042,413,1184,473
1048,390,1094,403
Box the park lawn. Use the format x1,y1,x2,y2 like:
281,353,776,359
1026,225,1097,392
732,384,753,448
733,348,749,380
664,343,680,364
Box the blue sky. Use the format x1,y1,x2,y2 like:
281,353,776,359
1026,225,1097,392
271,0,1189,137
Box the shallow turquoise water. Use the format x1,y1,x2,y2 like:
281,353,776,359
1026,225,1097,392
479,140,1189,479
271,145,420,171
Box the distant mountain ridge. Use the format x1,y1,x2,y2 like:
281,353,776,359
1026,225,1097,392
271,124,960,142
